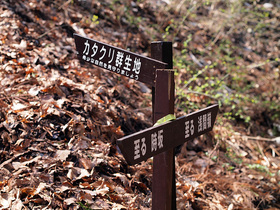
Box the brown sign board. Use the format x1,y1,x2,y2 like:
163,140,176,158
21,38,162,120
117,104,219,165
74,34,167,86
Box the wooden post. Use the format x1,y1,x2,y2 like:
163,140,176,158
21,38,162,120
75,35,219,209
151,42,176,210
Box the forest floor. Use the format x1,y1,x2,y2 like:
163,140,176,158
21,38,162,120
0,0,280,209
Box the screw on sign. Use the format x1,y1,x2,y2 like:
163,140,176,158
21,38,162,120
74,34,167,86
117,104,219,165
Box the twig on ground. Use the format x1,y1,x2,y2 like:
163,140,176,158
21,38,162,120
242,135,280,143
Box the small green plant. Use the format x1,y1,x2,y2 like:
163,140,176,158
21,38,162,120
247,164,275,176
91,15,99,25
77,202,93,210
225,147,243,165
222,163,235,171
163,20,174,41
205,151,218,162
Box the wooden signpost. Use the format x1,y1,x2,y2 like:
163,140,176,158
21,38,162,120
150,42,176,210
74,34,219,210
117,104,219,165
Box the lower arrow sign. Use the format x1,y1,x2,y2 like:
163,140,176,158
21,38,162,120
117,104,219,165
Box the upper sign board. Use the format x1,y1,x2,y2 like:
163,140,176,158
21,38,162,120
117,104,219,165
74,34,167,86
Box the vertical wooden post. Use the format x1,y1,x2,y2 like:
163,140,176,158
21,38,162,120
151,42,176,210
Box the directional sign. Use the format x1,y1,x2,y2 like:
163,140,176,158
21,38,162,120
74,34,167,86
117,104,219,165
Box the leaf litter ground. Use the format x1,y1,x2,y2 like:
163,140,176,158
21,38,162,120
0,0,279,209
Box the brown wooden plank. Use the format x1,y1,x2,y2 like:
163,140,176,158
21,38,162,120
151,41,175,210
74,34,167,86
117,104,219,165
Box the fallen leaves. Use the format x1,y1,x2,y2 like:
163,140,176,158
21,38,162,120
1,0,154,208
1,0,280,209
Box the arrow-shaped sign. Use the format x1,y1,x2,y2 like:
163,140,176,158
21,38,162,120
74,34,167,86
117,104,219,165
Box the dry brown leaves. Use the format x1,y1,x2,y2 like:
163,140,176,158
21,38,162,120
1,0,280,209
0,0,154,209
